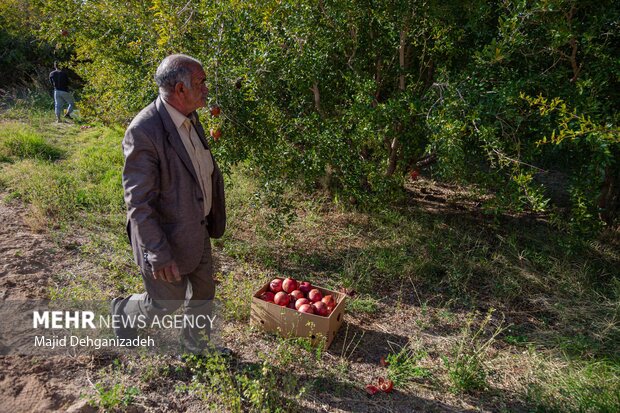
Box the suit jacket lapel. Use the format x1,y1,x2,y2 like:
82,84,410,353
155,97,200,185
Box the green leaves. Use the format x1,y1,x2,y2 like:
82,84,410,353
13,0,618,227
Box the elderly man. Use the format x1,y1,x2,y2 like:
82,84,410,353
113,54,226,354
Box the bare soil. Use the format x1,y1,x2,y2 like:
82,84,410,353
0,195,96,412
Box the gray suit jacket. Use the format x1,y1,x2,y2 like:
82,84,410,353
122,97,226,275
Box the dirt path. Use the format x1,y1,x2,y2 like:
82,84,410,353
0,196,56,299
0,195,99,412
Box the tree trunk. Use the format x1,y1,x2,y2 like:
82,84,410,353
310,81,323,116
598,160,620,227
373,57,381,107
399,29,406,91
386,135,401,176
386,28,407,177
564,5,582,82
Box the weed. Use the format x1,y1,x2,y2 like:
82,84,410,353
346,295,379,314
218,271,257,321
184,352,241,410
339,322,365,362
385,341,431,388
444,308,505,393
184,351,304,412
138,356,171,383
88,382,140,410
437,308,456,322
527,359,620,413
237,358,304,412
334,358,351,379
280,329,326,362
503,330,529,347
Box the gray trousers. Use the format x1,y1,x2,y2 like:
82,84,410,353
117,230,216,351
54,90,74,119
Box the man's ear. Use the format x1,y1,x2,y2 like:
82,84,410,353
175,82,185,94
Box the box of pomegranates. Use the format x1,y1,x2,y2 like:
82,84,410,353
250,277,347,349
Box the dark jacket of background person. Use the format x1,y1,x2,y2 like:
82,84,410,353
49,69,69,92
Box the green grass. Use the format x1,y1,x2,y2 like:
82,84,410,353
89,382,140,410
0,122,64,161
346,295,380,314
527,359,620,413
385,342,431,388
0,123,124,226
443,309,504,394
182,351,304,412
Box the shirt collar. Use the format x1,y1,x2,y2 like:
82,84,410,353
161,98,190,130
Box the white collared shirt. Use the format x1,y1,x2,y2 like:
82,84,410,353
162,99,214,217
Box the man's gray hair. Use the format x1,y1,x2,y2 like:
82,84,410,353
155,54,202,97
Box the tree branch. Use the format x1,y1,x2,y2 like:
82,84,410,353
310,81,323,116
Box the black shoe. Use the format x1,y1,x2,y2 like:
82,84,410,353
64,113,73,119
211,346,234,358
110,297,138,341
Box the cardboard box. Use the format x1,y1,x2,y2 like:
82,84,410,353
250,281,346,349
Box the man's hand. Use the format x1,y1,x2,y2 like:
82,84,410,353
153,261,181,283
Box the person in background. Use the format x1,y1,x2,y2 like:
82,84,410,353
114,54,228,355
49,61,75,122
